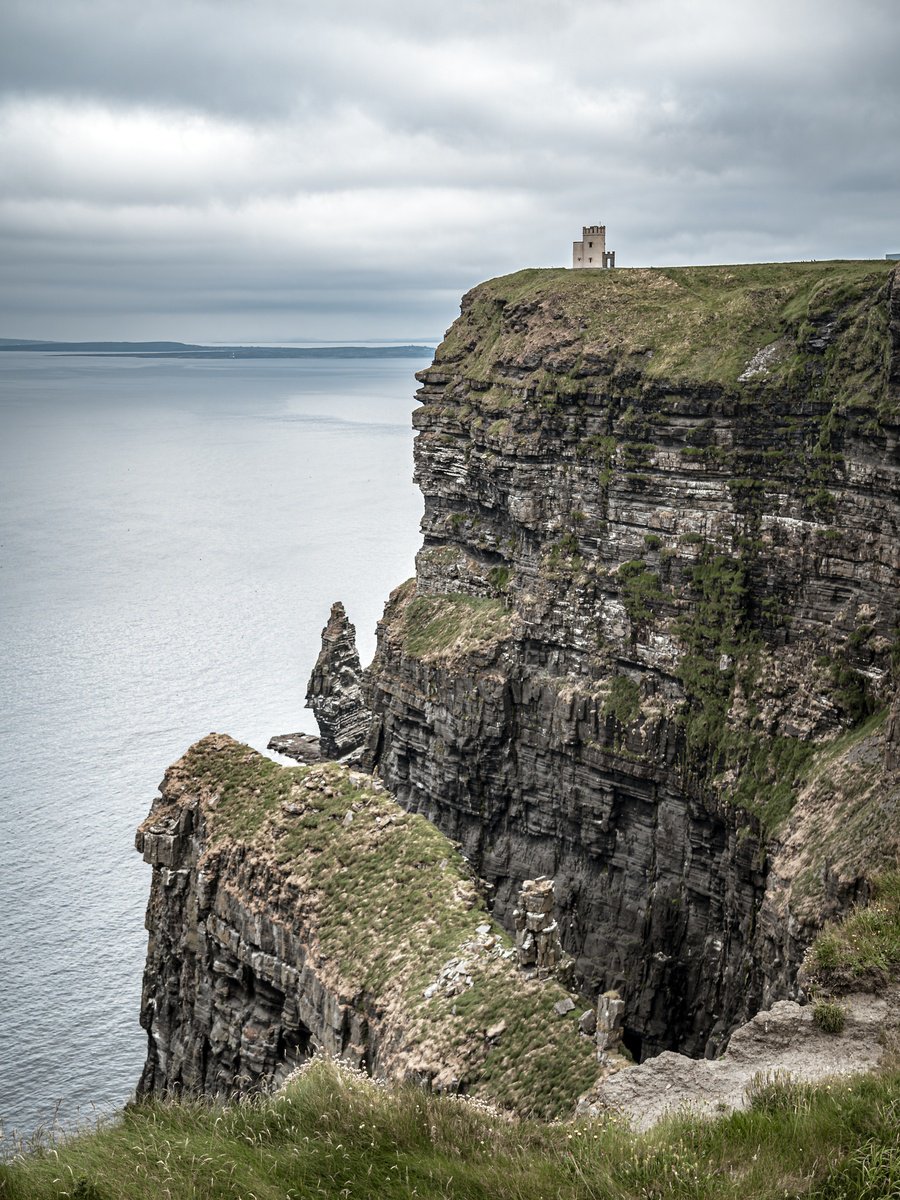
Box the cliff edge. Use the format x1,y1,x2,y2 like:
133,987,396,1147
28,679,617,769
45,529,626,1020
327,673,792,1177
136,734,599,1118
138,260,899,1118
355,260,900,1059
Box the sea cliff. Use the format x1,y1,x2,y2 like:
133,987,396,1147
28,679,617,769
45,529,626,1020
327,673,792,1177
358,260,900,1058
138,260,900,1105
136,735,598,1117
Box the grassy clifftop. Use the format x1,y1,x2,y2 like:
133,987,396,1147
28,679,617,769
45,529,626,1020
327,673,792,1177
436,260,896,400
156,737,597,1118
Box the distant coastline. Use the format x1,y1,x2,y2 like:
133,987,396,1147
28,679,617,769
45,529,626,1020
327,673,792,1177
0,339,435,359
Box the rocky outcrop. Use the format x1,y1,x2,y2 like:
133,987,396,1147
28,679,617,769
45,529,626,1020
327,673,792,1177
136,735,600,1118
266,731,323,763
305,602,372,760
582,991,898,1130
514,877,564,976
595,991,626,1058
354,261,900,1059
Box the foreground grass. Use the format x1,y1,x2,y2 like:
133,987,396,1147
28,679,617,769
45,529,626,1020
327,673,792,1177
2,1059,899,1199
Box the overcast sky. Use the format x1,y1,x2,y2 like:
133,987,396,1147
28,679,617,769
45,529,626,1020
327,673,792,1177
1,0,897,340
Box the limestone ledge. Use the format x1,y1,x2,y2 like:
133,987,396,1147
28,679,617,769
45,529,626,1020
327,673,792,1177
582,991,898,1131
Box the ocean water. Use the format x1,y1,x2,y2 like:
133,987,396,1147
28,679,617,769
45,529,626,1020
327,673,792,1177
0,351,429,1147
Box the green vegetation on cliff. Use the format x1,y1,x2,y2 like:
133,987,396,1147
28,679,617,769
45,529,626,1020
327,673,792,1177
397,583,512,659
438,260,895,403
806,869,900,993
402,593,510,657
3,1059,899,1199
172,737,596,1118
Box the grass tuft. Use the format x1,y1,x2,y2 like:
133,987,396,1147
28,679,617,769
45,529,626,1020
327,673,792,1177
813,1002,847,1035
805,869,900,993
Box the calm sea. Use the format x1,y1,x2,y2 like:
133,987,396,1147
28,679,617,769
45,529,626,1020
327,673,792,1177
0,351,429,1148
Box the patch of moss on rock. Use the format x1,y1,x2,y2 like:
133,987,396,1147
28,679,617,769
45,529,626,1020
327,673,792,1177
617,559,664,626
401,592,512,659
603,675,641,728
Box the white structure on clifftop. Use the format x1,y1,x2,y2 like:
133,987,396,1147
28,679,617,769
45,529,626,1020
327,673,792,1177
573,224,615,269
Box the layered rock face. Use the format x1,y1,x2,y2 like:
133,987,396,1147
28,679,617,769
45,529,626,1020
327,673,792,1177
305,601,371,759
137,741,366,1096
136,736,600,1116
359,261,900,1058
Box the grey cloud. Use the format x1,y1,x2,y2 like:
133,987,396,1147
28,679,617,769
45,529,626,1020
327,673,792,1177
1,0,897,339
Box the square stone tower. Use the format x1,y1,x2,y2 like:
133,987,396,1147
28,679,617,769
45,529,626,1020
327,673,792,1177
573,224,615,269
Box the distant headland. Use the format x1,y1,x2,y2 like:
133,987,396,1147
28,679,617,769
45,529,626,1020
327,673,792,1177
0,339,435,359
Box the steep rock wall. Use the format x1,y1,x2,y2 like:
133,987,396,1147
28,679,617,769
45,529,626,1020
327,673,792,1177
362,262,900,1058
136,736,600,1117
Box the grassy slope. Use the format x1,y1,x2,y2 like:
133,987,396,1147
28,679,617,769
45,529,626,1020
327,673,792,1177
152,737,598,1119
438,260,896,400
382,577,513,660
2,1059,899,1199
772,712,900,914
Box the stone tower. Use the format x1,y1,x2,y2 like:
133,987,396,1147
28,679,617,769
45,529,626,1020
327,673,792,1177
573,224,615,269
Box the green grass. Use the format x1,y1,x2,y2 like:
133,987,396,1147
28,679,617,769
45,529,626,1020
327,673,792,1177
805,870,900,993
401,591,512,658
436,260,895,398
668,547,817,833
3,1058,899,1199
487,564,511,594
150,737,597,1120
775,711,896,911
812,1002,847,1035
617,559,664,626
603,675,641,728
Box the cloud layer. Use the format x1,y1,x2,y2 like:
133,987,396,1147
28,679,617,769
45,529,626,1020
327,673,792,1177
1,0,898,338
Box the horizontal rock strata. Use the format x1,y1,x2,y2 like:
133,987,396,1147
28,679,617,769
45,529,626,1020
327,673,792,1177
136,735,600,1118
305,601,372,760
356,261,900,1058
